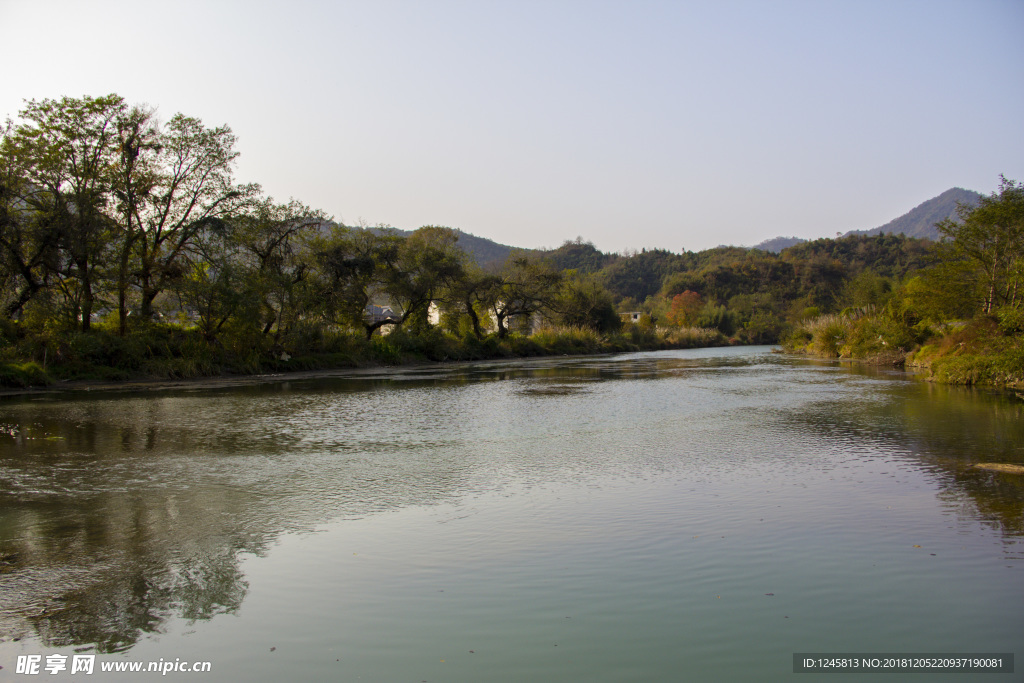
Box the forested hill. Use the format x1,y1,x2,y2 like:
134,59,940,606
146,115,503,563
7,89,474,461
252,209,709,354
843,187,982,240
369,226,521,267
451,229,522,266
752,236,806,253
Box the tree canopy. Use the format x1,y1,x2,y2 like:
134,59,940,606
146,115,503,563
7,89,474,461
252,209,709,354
936,175,1024,314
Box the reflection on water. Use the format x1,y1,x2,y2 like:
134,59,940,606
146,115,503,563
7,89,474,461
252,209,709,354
774,363,1024,537
0,346,1021,667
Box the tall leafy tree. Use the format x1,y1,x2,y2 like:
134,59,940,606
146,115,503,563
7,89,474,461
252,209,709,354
0,121,63,318
109,105,162,334
384,226,467,332
488,253,562,338
231,198,328,344
447,264,500,340
314,225,402,340
554,273,621,333
8,95,125,330
135,114,259,320
175,217,254,343
936,176,1024,314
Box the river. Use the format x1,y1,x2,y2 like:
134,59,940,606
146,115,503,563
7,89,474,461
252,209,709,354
0,346,1021,681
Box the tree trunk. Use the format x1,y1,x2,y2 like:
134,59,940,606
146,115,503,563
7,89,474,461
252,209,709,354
116,233,137,336
464,298,483,339
80,280,94,333
6,281,43,319
138,248,158,319
363,318,394,340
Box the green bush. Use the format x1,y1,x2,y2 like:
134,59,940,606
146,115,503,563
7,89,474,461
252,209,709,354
931,354,992,385
807,315,851,357
997,306,1024,335
0,361,51,387
531,326,603,354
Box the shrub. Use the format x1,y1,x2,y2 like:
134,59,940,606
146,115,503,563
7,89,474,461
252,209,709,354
0,362,51,387
804,314,852,357
997,306,1024,335
663,326,725,348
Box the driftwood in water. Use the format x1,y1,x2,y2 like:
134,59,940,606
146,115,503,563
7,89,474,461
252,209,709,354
974,463,1024,474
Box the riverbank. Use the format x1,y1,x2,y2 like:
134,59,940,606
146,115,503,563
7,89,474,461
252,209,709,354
0,323,731,394
905,317,1024,389
783,314,1024,390
0,363,441,397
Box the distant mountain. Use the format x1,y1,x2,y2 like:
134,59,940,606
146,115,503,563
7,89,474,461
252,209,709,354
752,236,807,253
844,187,982,240
749,187,983,252
365,225,521,267
450,229,524,267
362,186,983,268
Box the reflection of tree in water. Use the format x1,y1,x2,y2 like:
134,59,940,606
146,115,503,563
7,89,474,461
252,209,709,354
0,381,487,651
781,369,1024,540
0,398,276,651
0,470,255,652
936,470,1024,538
25,552,247,653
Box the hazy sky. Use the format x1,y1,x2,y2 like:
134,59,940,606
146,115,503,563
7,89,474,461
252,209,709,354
2,0,1022,253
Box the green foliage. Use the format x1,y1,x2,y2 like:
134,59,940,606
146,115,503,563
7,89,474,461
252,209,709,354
488,253,562,338
904,315,1023,386
0,361,50,387
781,233,934,281
805,314,851,357
935,176,1024,315
598,248,690,302
389,226,468,330
543,238,615,274
530,326,604,354
1,95,259,334
554,275,621,333
742,310,787,345
840,270,893,308
997,305,1024,335
695,302,739,335
899,271,976,322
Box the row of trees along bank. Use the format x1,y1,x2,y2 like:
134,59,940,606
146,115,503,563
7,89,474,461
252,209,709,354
3,94,1020,387
2,95,708,385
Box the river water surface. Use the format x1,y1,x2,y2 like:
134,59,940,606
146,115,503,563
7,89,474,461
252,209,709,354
0,346,1021,681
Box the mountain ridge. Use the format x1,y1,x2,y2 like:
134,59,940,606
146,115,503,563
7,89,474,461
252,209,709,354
843,187,982,239
372,185,986,264
752,186,983,252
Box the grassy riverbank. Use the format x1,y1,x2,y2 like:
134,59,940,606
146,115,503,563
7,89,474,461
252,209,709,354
783,313,1024,389
906,317,1024,388
0,322,728,389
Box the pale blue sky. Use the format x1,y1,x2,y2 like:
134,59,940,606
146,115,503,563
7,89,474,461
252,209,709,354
2,0,1022,252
